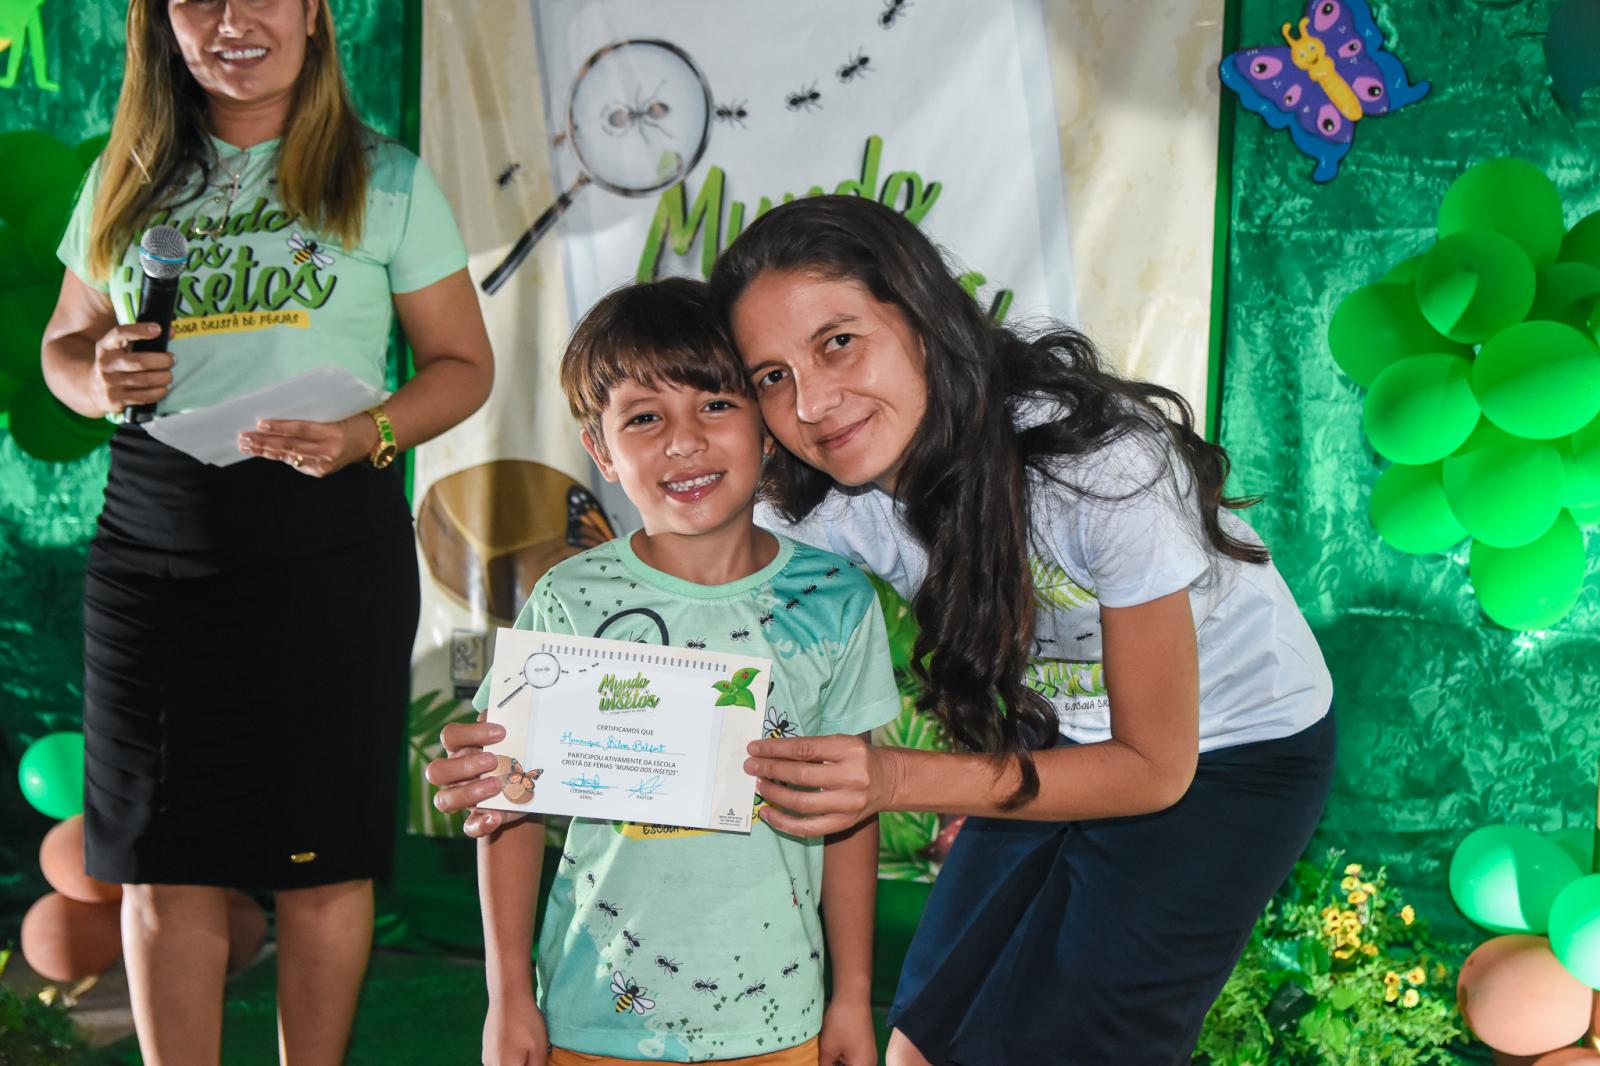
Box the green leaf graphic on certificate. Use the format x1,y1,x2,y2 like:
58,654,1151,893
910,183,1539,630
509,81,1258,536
712,667,760,709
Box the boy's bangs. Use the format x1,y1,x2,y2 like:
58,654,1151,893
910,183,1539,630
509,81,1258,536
617,342,753,403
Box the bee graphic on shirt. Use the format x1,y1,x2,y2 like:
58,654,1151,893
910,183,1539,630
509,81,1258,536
764,707,797,740
730,627,751,642
686,639,707,651
655,955,680,976
738,980,767,1000
287,232,333,269
837,49,871,82
785,83,822,112
611,972,655,1014
714,99,748,127
597,899,620,919
622,929,642,949
782,961,801,977
879,0,912,28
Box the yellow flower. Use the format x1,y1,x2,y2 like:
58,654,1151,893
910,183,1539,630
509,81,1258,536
1400,905,1415,925
1345,863,1363,876
1384,971,1401,987
1361,943,1379,956
1401,988,1420,1008
1405,967,1427,985
1432,963,1448,980
1333,946,1356,960
1348,889,1369,905
1361,882,1377,895
1384,985,1399,1003
1340,875,1360,892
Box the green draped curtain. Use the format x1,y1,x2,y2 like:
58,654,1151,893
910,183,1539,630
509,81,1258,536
1217,0,1600,941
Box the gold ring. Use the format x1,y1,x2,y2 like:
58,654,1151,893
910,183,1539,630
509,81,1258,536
291,454,304,468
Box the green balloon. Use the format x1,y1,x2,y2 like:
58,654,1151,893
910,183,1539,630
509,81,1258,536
1363,354,1480,464
1370,462,1469,554
1442,421,1565,548
1547,828,1597,873
0,368,22,414
21,188,74,278
1527,262,1600,330
0,131,85,228
1417,231,1537,344
1571,500,1600,527
0,220,29,289
16,731,85,820
1562,210,1600,270
1381,255,1425,286
1470,320,1600,440
1439,158,1566,271
1450,824,1584,934
1328,282,1469,387
75,133,110,171
1561,413,1600,508
0,283,56,382
8,382,115,464
1470,513,1587,630
1550,875,1600,989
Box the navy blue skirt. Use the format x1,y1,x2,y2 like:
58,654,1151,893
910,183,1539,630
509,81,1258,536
888,711,1336,1065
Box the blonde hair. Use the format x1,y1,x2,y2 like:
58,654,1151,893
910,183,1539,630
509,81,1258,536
87,0,369,280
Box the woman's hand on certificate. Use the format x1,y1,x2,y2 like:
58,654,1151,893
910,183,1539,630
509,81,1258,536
426,719,526,837
237,412,378,477
744,733,901,837
90,322,173,415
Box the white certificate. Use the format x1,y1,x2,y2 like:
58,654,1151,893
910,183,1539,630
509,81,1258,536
479,630,770,833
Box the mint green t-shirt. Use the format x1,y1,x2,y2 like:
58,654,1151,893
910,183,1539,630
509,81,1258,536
57,134,467,415
472,533,900,1062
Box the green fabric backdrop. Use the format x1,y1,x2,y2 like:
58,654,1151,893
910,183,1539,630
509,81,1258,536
0,0,407,942
1217,0,1600,942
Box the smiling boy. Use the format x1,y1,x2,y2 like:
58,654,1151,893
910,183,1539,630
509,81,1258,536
470,278,899,1066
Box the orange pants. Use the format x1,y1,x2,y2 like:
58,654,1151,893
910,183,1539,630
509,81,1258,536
548,1035,819,1066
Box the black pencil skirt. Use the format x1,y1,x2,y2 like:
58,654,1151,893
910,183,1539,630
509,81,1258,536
82,426,420,890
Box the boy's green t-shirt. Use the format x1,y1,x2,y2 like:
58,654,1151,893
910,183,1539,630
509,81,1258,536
473,532,900,1062
56,134,466,414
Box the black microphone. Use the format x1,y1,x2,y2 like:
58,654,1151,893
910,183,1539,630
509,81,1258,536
124,225,189,425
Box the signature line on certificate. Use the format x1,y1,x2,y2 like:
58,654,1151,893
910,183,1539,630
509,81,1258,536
628,775,667,798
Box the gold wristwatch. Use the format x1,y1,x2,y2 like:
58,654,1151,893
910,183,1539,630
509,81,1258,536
366,405,397,469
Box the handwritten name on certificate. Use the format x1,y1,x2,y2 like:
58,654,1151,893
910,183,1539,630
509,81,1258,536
479,630,771,833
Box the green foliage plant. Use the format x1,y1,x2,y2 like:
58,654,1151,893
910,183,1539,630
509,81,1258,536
1196,850,1470,1066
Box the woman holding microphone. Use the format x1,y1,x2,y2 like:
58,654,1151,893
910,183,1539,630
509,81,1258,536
40,1,491,1063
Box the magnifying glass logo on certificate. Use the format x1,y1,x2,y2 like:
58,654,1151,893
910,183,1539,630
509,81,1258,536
481,38,714,294
497,651,561,707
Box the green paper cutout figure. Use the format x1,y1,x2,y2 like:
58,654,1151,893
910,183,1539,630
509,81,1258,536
0,0,58,93
712,667,760,709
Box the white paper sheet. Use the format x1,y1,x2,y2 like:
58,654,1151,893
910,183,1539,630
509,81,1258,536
141,367,386,466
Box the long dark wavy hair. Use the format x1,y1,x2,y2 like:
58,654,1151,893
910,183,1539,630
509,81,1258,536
708,195,1267,809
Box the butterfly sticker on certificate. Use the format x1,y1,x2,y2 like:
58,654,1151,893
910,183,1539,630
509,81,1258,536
481,631,771,832
1220,0,1429,182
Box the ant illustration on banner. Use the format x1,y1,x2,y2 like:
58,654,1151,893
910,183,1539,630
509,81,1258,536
785,83,822,112
714,99,749,127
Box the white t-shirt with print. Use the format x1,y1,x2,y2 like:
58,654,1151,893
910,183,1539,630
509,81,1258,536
756,427,1332,752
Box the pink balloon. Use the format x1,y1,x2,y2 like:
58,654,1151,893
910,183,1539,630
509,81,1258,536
1459,935,1593,1055
1532,1051,1600,1065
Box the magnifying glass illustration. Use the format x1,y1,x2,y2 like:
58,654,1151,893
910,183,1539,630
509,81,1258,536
497,651,561,707
481,38,714,295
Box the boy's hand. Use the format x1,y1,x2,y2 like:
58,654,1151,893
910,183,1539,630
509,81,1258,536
483,994,549,1066
818,999,878,1065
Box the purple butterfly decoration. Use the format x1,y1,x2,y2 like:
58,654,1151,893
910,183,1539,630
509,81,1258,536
1220,0,1429,182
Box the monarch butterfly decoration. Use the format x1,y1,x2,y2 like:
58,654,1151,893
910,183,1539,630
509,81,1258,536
493,754,543,803
567,485,616,549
